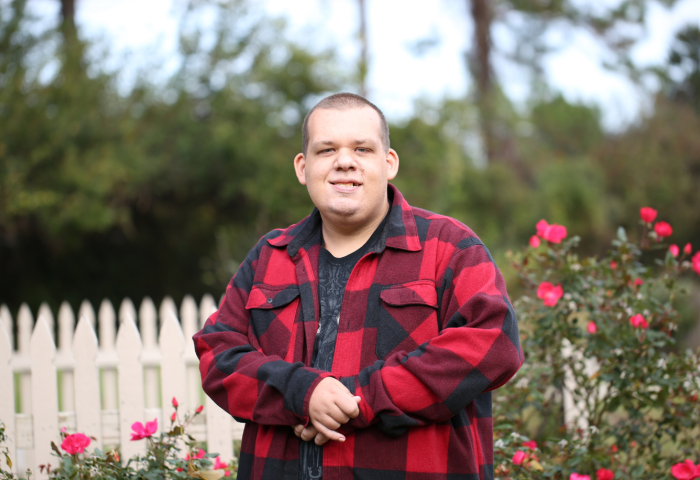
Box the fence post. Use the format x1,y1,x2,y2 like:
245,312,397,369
0,316,16,474
181,295,201,409
56,302,76,413
116,314,146,463
139,297,161,409
14,304,33,415
73,315,103,449
200,294,217,329
37,303,54,341
159,310,187,414
78,300,96,328
30,317,58,480
118,298,136,325
97,300,119,411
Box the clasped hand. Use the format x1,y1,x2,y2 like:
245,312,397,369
293,377,360,446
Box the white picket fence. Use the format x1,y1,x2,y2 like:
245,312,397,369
0,295,244,479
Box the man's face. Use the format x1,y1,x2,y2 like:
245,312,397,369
294,107,399,230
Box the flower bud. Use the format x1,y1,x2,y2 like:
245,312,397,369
172,397,178,408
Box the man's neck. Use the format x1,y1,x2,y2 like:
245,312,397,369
320,201,389,258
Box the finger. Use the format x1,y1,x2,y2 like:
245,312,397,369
314,432,331,446
293,424,304,437
300,426,318,442
336,394,360,419
311,419,345,443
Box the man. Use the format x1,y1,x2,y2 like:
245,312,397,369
193,93,522,480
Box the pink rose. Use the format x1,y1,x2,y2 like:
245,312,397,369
185,448,206,461
684,243,692,255
512,450,527,465
692,252,700,276
629,314,649,329
570,474,591,480
671,459,700,479
537,281,564,307
61,433,91,455
130,418,158,441
610,261,617,269
587,321,597,334
633,278,644,287
640,207,657,223
172,397,179,408
654,221,673,238
196,405,204,414
536,219,568,243
529,235,541,248
669,245,679,257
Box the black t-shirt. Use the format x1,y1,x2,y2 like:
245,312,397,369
299,209,390,480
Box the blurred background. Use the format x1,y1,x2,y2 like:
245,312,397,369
1,0,699,342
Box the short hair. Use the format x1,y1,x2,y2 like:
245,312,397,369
302,93,390,154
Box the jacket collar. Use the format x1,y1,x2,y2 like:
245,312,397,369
267,183,421,257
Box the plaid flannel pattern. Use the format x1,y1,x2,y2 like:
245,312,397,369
194,184,523,480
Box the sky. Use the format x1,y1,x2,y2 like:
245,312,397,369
23,0,700,129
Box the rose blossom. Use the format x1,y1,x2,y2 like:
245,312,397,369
654,221,673,238
629,314,649,329
639,207,657,223
671,459,700,479
512,450,527,465
196,405,204,414
537,282,564,307
587,321,597,334
570,474,591,480
536,220,567,243
633,278,644,287
692,252,700,276
130,418,158,441
669,245,680,257
596,468,614,480
684,243,692,255
171,411,176,422
172,397,179,408
61,433,91,455
610,261,617,269
529,235,541,248
522,440,537,450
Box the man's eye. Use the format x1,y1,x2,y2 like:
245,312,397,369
357,148,370,153
319,148,333,154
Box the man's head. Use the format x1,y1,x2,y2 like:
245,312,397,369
294,93,399,233
302,93,390,155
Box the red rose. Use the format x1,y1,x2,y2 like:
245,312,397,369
536,220,568,243
669,245,680,257
610,261,617,269
512,450,527,465
597,468,615,480
172,397,179,408
587,321,597,334
654,221,673,238
522,440,537,450
633,278,644,287
684,243,692,255
671,459,700,480
529,235,541,248
196,405,204,414
640,207,657,223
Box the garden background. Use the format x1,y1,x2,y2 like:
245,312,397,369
1,0,700,478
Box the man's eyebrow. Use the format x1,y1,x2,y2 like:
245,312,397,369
310,140,336,149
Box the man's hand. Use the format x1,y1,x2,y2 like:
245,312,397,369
306,377,360,442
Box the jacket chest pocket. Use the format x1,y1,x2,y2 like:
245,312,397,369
245,284,301,360
376,280,439,360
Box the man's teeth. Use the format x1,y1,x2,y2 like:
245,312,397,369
336,183,356,187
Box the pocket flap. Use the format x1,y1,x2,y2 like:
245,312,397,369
380,280,438,308
246,285,300,310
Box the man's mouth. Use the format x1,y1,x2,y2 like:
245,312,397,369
333,182,360,187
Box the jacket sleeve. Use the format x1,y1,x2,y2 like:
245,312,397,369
342,239,523,436
193,239,333,426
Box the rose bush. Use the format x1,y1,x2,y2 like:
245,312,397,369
494,208,700,479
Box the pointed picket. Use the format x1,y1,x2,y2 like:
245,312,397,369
0,317,16,473
55,302,76,412
73,315,102,448
116,314,146,462
0,304,13,350
139,297,161,409
160,310,188,414
38,302,54,340
78,300,96,328
30,316,58,480
200,294,217,329
159,296,177,328
181,295,202,408
118,298,136,324
14,304,33,414
97,299,119,410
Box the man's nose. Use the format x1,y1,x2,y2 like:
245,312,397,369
334,149,357,170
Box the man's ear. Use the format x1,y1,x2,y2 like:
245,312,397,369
294,153,307,186
386,148,399,181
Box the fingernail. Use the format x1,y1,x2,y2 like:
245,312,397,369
338,436,345,442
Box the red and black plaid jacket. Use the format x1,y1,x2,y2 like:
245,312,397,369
194,184,523,480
